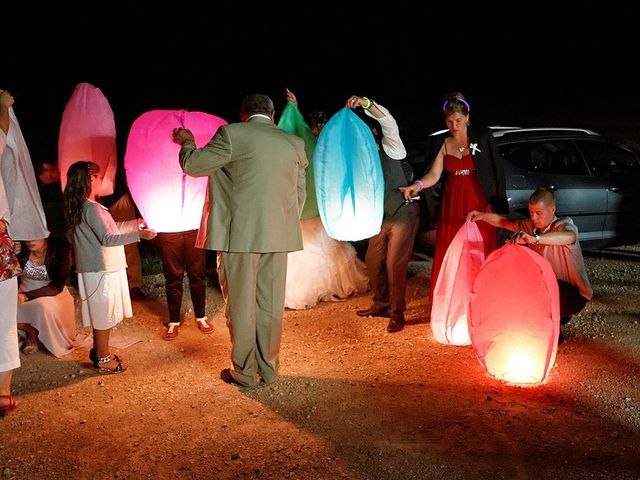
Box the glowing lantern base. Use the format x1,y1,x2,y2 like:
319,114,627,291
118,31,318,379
483,331,555,384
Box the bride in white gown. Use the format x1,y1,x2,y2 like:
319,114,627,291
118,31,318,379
280,91,369,309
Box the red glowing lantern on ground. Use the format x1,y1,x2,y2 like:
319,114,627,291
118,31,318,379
58,83,117,196
431,220,484,345
124,110,226,232
469,243,560,384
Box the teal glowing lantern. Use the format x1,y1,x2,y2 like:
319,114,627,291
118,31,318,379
277,102,319,220
313,108,384,241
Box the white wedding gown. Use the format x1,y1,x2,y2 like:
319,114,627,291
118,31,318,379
285,216,370,309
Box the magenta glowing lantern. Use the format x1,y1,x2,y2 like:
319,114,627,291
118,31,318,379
431,220,485,346
58,83,117,196
469,243,560,384
124,110,227,232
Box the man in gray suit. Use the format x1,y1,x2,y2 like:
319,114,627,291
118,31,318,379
173,94,307,388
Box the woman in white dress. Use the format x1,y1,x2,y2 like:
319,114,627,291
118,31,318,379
17,236,78,357
280,90,369,309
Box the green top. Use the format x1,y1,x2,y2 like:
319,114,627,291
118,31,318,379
278,102,319,220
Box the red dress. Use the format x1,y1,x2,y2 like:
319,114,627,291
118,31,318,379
430,148,497,300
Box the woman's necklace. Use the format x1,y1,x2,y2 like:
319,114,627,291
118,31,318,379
30,251,46,265
451,137,468,154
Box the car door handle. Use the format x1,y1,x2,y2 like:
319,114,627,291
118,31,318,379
608,187,621,192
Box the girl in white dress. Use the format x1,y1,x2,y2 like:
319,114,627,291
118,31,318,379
63,161,156,374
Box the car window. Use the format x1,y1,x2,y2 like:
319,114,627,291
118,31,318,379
498,142,532,170
499,140,589,175
575,140,640,175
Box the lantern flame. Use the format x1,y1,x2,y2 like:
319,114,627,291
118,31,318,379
483,331,552,384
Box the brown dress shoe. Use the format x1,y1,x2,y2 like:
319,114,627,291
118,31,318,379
220,368,260,389
386,315,405,333
356,306,390,318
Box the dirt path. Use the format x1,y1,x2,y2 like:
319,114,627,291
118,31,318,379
2,250,640,479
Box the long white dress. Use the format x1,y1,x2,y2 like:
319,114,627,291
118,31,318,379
285,216,369,310
17,261,78,358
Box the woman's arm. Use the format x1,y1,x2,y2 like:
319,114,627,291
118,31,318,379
399,145,445,199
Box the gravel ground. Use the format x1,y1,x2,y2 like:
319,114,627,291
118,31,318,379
1,244,639,479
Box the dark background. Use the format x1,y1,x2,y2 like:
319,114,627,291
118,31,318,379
4,7,640,166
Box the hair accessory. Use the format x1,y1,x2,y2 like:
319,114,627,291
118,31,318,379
442,97,470,113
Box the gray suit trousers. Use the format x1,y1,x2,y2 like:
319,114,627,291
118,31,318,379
217,251,287,386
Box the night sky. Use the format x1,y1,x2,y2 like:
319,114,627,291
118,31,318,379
4,8,640,165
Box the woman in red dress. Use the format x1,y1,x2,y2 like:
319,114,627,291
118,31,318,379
401,92,508,302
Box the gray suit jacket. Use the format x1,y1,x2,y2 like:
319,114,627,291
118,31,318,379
180,116,307,253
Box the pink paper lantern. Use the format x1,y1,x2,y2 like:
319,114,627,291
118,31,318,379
124,110,226,232
469,243,560,384
431,220,485,346
58,83,117,196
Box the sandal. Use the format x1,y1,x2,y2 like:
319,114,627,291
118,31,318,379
90,349,122,368
0,394,19,418
196,316,214,334
162,322,180,341
95,353,127,375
